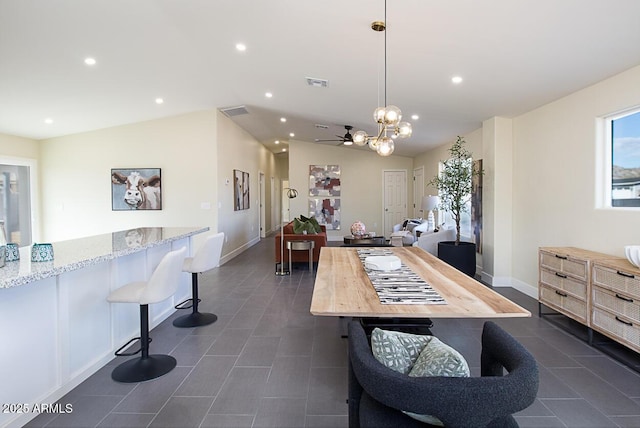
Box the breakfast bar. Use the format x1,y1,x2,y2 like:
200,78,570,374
0,227,208,428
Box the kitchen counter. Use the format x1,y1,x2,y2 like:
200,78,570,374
0,226,209,428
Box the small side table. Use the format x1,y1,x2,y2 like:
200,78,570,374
287,240,315,272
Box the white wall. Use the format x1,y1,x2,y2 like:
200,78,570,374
288,140,414,240
216,110,278,261
510,64,640,292
40,110,219,246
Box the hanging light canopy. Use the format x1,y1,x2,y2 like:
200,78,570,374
353,1,412,156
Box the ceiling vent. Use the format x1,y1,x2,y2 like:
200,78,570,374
306,77,329,88
314,124,329,129
220,105,249,117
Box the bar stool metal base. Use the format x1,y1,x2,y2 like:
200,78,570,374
173,272,218,328
173,311,218,328
111,354,177,383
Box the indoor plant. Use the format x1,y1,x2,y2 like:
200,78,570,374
428,136,483,276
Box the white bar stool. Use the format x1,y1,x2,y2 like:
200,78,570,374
107,246,187,383
287,240,315,272
173,232,224,328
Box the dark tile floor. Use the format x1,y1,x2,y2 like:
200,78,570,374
25,238,640,428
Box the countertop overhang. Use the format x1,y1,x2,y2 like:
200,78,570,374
0,226,209,289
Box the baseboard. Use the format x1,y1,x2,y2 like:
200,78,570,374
480,271,538,299
220,236,261,265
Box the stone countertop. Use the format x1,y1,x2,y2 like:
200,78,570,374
0,226,209,289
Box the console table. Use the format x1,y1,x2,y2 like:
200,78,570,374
538,247,640,367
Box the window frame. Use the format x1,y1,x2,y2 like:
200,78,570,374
0,156,40,244
598,106,640,210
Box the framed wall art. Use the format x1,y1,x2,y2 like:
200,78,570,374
309,198,340,230
111,168,162,211
309,165,340,197
234,169,250,211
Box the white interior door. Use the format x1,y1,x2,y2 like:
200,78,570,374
259,172,266,238
413,166,424,218
383,170,407,236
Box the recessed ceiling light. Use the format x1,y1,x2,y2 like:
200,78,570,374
289,133,295,137
44,118,53,124
280,117,286,123
411,114,419,120
265,92,273,98
275,140,280,145
282,148,287,152
84,57,96,66
451,76,463,84
155,98,164,104
235,43,247,52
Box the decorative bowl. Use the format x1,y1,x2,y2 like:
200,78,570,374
625,245,640,268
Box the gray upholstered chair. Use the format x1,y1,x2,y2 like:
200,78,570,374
348,320,539,428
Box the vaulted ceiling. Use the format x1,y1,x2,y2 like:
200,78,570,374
2,0,640,157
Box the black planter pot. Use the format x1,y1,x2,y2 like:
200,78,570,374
437,241,477,277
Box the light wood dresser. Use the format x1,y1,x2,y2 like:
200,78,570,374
539,247,640,354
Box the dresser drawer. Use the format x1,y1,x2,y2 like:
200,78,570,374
592,264,640,299
592,285,640,324
540,251,588,281
591,307,640,352
539,283,587,323
540,268,587,300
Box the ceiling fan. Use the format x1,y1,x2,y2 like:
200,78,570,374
314,125,354,146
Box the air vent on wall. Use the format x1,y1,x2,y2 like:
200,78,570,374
306,77,329,88
220,105,249,117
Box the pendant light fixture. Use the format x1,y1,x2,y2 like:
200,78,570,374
353,0,412,156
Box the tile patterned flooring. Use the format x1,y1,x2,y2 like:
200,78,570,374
24,238,640,428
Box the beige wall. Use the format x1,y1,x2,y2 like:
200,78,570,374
216,110,279,260
288,140,414,240
37,110,279,260
510,64,640,293
40,110,219,244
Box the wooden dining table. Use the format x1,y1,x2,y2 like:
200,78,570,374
310,246,530,319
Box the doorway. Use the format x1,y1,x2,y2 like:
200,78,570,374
383,170,407,236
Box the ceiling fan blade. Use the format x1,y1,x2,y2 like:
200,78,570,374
315,138,341,142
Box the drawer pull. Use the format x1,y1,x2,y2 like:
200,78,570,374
555,272,568,279
554,254,568,260
615,316,633,326
617,270,636,279
555,290,568,297
615,293,634,303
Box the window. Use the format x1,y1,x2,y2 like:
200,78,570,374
610,109,640,208
0,158,36,246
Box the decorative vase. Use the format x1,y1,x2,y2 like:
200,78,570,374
351,221,366,237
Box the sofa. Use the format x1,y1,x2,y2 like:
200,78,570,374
412,226,456,256
275,221,327,267
391,219,429,246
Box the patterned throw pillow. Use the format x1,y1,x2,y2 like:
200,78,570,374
404,337,470,426
370,328,470,427
370,328,432,375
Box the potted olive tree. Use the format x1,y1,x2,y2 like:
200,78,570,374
428,136,483,276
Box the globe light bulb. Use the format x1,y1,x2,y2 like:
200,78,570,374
377,137,394,156
374,107,386,124
397,121,412,138
353,130,368,146
383,105,401,125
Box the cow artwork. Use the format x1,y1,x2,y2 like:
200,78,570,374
111,168,162,210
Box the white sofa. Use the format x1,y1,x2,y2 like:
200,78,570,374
391,219,430,245
412,226,456,256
